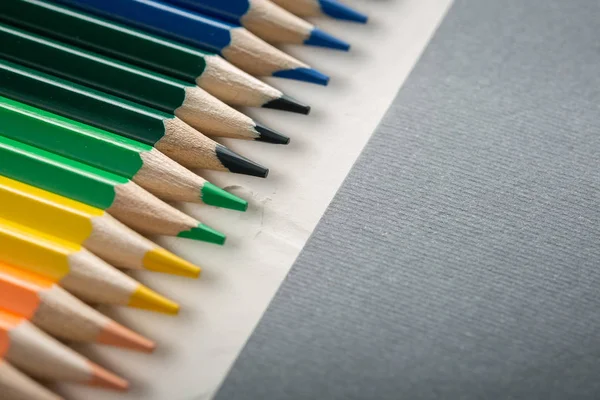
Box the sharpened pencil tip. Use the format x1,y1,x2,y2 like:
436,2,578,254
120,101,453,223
215,145,269,178
321,0,368,23
273,68,330,86
263,95,311,115
129,285,180,315
88,363,129,391
178,223,227,245
143,248,202,278
99,321,156,353
306,27,351,51
254,122,290,144
202,182,248,212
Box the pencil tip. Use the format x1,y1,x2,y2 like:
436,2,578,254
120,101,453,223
322,0,368,23
254,122,290,144
99,321,156,353
129,286,180,315
143,248,202,278
263,95,311,115
88,363,129,391
273,68,330,86
215,145,269,178
178,223,227,245
306,27,351,51
202,182,248,212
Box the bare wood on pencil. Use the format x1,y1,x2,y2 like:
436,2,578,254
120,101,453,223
271,0,321,16
222,28,308,76
158,118,227,170
243,0,314,44
200,55,285,106
87,213,156,269
5,319,127,390
137,147,209,203
0,360,63,400
176,86,260,140
108,180,200,235
61,249,137,305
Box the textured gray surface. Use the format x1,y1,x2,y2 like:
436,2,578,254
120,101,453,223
215,0,600,398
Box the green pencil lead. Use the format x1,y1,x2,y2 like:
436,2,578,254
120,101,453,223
178,223,226,245
201,182,248,212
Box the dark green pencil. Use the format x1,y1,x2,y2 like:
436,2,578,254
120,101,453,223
0,0,310,114
0,58,269,178
0,23,289,144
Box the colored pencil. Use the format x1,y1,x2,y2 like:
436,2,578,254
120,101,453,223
0,262,155,352
163,0,350,50
0,309,128,390
0,59,269,178
271,0,368,23
0,24,289,144
0,175,201,278
52,0,330,85
0,96,248,211
0,218,180,314
0,135,226,244
0,0,310,113
0,359,63,400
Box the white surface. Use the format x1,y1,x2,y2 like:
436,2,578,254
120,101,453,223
58,1,453,399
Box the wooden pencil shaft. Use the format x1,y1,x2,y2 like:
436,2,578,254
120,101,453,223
0,23,191,114
0,25,273,141
0,57,169,148
0,360,63,400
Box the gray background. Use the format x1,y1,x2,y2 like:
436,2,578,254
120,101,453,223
215,0,600,398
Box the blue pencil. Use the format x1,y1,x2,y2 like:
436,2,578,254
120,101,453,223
163,0,350,51
271,0,368,24
52,0,330,85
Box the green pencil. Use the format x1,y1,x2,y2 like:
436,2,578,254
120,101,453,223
0,58,269,178
0,0,310,114
0,134,226,245
0,96,248,211
0,23,289,144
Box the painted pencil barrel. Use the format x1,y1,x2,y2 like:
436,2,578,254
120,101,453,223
0,175,203,277
51,0,329,84
0,0,309,111
0,217,180,314
0,96,248,210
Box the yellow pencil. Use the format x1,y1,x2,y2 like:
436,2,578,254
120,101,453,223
0,175,200,278
0,218,179,315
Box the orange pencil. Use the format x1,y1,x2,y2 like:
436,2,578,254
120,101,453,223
0,262,155,352
0,308,128,391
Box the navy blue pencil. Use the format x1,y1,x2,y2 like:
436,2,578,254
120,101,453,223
163,0,350,51
52,0,330,85
271,0,368,24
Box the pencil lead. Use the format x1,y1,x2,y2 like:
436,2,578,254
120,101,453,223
88,363,129,391
215,145,269,178
273,68,330,86
322,1,368,23
254,122,290,145
201,182,248,212
263,95,311,115
178,223,227,245
98,321,157,353
128,286,180,315
143,248,202,278
306,27,351,51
